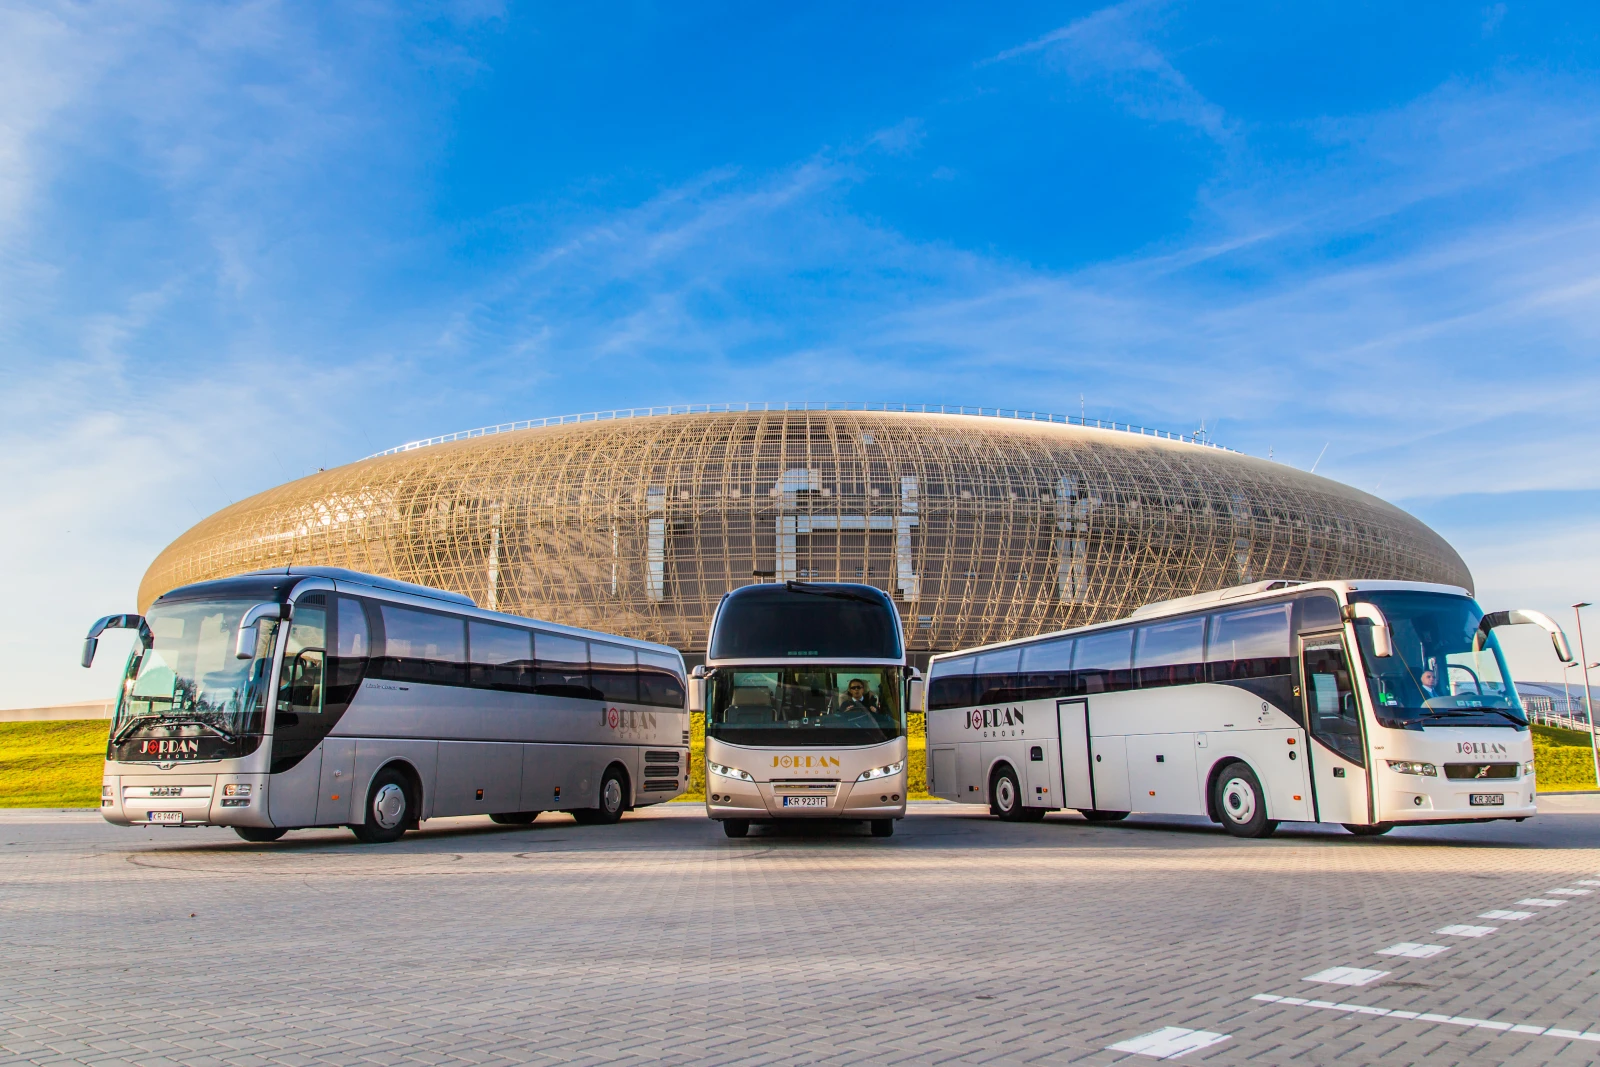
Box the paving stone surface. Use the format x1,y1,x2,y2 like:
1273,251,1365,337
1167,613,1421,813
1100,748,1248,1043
2,804,1599,1066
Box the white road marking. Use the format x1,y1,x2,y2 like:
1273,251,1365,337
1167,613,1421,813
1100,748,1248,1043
1546,887,1592,896
1516,898,1567,907
1106,1026,1231,1059
1436,925,1497,938
1376,943,1450,958
1480,910,1533,920
1304,966,1389,986
1575,880,1600,887
1252,994,1600,1042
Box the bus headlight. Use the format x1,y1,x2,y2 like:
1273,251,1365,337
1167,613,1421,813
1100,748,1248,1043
1386,760,1437,777
222,783,251,797
857,760,905,782
707,761,754,782
1525,761,1536,777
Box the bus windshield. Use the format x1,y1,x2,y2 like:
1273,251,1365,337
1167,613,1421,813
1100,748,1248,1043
1350,591,1526,728
111,598,278,760
707,666,903,748
708,584,901,660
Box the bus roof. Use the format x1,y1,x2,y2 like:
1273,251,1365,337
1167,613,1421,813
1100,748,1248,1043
928,578,1474,666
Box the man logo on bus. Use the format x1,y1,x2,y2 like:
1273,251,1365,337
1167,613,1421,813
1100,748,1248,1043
772,755,841,769
965,708,1024,730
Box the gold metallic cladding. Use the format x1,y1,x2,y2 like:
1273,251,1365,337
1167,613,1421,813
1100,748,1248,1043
138,411,1471,653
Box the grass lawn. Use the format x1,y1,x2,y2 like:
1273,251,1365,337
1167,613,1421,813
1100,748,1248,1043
0,720,107,807
1532,723,1597,791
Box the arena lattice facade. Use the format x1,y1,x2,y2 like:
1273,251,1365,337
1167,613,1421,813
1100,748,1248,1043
139,404,1471,663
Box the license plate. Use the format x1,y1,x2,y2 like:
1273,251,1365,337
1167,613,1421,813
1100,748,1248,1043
781,795,829,808
147,811,184,824
1470,793,1504,806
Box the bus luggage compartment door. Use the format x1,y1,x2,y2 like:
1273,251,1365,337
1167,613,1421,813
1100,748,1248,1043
1125,733,1203,816
930,747,956,800
316,738,356,825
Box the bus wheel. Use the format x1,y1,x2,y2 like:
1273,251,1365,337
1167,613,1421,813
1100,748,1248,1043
1081,810,1128,823
989,764,1025,821
1343,822,1393,836
1022,807,1048,822
573,766,628,826
234,826,286,842
723,819,750,838
490,812,539,825
1214,762,1278,838
870,818,894,837
352,768,413,844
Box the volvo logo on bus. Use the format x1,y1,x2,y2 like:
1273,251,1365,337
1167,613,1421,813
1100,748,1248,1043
137,739,200,756
966,707,1024,730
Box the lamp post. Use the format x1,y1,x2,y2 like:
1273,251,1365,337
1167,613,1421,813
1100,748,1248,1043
1574,603,1598,792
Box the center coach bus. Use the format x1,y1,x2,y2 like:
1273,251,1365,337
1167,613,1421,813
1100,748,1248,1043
924,579,1572,837
83,566,688,843
691,581,920,838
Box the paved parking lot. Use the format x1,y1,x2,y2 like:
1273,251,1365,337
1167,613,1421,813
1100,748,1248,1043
3,802,1600,1067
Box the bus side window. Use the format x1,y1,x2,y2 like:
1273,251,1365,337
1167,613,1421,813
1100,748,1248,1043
974,648,1021,704
1020,637,1074,699
1134,616,1206,689
468,620,535,692
1074,628,1133,693
1298,594,1342,632
535,632,594,699
638,650,686,708
1207,603,1295,718
280,594,327,717
591,642,639,703
325,596,370,710
375,604,467,687
927,656,976,710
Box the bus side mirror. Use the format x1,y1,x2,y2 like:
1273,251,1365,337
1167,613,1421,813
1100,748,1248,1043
1475,609,1574,663
908,669,925,714
1343,602,1393,658
235,602,281,659
82,614,151,668
688,665,706,714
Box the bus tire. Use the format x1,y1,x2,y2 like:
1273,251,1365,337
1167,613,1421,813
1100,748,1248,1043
723,819,750,838
1343,822,1393,836
869,818,894,837
351,767,414,844
490,812,539,825
1081,809,1129,822
989,764,1025,821
234,826,286,842
1021,806,1049,822
573,765,629,825
1213,762,1277,838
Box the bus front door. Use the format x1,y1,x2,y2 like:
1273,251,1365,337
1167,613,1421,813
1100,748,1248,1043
1300,634,1372,825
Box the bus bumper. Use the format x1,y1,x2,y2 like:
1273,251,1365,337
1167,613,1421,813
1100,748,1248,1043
705,775,907,820
104,772,274,829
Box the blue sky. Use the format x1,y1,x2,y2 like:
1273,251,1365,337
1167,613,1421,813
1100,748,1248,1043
4,1,1600,706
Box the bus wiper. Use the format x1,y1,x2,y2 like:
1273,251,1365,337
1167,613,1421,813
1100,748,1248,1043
1419,707,1527,727
112,716,236,745
783,580,882,604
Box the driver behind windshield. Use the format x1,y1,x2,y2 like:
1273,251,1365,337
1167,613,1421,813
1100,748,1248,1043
836,677,880,716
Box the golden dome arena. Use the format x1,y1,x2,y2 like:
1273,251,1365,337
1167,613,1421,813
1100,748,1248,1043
139,404,1471,666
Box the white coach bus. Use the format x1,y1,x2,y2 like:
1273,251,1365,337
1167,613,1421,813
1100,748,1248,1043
691,581,920,838
83,567,689,843
924,580,1572,837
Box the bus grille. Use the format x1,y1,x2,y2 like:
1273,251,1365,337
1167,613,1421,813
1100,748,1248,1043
644,750,680,765
1443,762,1519,780
643,779,680,792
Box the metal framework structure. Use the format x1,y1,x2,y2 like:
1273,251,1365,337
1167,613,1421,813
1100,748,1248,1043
140,409,1472,660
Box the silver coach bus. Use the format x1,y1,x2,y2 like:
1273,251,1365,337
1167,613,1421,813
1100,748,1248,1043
925,579,1570,837
692,581,920,838
83,567,689,843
